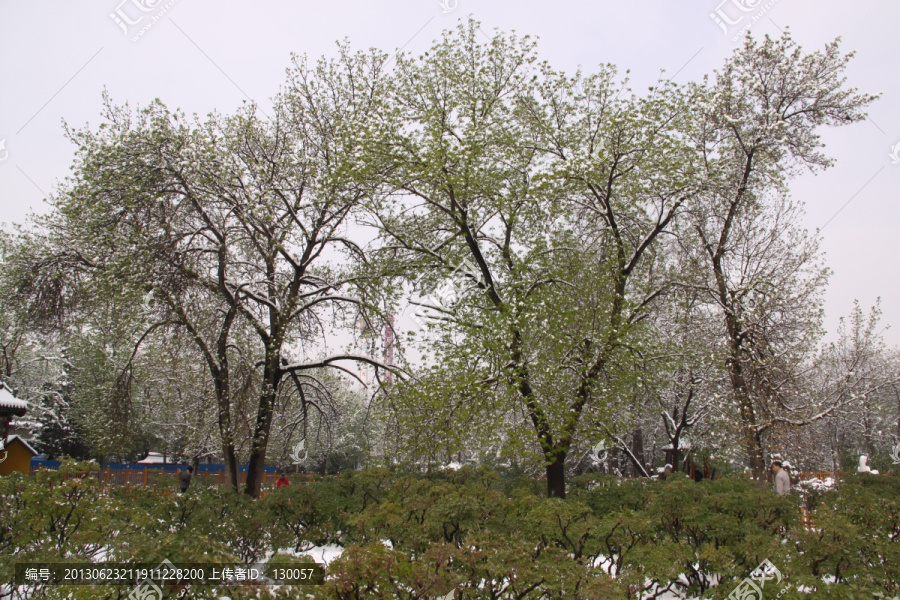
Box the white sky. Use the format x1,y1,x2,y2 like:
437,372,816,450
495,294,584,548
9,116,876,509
1,0,898,347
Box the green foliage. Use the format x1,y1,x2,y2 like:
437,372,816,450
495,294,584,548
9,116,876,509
795,474,900,596
0,18,894,598
3,466,900,597
264,479,333,551
569,473,656,513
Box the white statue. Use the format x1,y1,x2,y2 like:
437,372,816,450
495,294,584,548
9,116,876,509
857,455,879,474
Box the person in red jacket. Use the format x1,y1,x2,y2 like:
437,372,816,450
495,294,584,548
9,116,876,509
275,472,290,489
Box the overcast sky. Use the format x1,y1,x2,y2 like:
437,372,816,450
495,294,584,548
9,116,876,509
1,1,898,348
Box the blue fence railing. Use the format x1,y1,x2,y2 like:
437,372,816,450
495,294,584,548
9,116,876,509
28,459,288,487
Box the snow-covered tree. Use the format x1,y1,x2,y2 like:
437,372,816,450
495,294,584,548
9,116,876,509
684,32,878,477
15,47,395,495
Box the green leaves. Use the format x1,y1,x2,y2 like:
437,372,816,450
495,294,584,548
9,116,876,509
2,467,899,597
372,18,710,496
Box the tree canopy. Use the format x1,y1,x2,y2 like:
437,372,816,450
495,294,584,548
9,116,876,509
1,20,895,498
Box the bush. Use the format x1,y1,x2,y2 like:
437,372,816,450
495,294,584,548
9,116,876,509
792,474,900,596
3,464,900,598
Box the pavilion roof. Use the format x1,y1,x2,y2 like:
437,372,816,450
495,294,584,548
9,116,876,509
0,384,28,417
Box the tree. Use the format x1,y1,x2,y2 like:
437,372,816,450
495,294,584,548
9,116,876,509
606,284,725,477
31,380,92,461
370,20,703,497
1,241,84,463
131,325,225,467
0,229,69,437
684,32,878,478
801,301,900,472
17,46,395,495
62,298,148,462
267,368,372,474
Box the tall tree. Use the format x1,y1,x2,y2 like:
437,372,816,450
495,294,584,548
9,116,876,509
371,21,702,497
686,32,878,477
18,46,394,495
0,230,68,425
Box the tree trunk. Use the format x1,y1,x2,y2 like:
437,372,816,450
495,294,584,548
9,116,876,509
896,387,900,439
216,389,239,490
245,441,267,497
734,386,766,479
546,448,567,499
214,374,240,491
631,428,646,476
725,323,766,479
746,428,765,480
665,448,679,470
222,440,239,491
244,364,280,497
244,397,274,497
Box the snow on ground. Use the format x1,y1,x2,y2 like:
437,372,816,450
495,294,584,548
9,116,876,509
797,476,836,491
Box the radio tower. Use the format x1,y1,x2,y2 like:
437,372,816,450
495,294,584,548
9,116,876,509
384,314,394,384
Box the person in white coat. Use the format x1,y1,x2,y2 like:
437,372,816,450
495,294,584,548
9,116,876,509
772,460,790,495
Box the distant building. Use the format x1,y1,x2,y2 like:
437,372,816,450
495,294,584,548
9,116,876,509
1,384,32,476
1,383,28,439
0,435,38,476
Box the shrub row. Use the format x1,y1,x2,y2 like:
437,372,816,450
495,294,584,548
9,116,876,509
0,462,897,599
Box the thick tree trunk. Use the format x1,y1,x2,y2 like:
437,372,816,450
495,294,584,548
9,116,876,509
245,438,267,497
244,397,274,497
724,311,766,479
665,447,682,471
213,371,240,491
733,376,766,479
735,384,765,479
222,440,239,490
745,424,766,480
244,363,280,497
546,448,567,499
